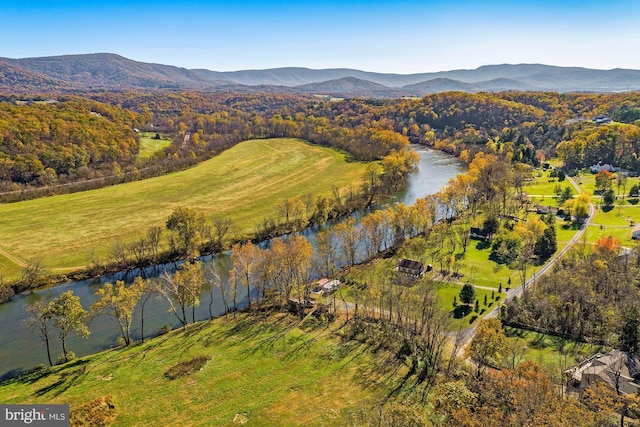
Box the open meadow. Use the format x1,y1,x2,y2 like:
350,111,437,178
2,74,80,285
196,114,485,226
0,313,398,426
0,138,368,278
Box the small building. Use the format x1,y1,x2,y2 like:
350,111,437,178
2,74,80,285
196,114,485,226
565,350,640,395
321,280,340,295
469,227,490,241
397,259,424,277
593,115,612,126
632,224,640,240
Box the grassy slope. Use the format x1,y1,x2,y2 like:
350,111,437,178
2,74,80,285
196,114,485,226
0,313,389,426
0,138,368,274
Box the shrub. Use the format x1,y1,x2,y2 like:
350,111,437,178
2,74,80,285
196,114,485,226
57,351,76,365
157,324,172,335
70,395,117,427
165,356,211,380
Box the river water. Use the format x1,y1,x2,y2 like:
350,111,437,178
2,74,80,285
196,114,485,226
0,146,461,379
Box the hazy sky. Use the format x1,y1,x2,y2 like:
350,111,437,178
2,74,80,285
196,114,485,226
2,0,639,73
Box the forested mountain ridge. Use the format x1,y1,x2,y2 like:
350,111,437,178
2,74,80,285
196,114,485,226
2,53,640,95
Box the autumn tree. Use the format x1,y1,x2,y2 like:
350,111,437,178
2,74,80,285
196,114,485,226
166,206,206,257
467,318,506,375
230,241,261,307
162,261,205,327
49,291,90,363
334,217,361,266
91,280,141,346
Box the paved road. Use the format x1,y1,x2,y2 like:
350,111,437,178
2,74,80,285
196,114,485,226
454,175,595,348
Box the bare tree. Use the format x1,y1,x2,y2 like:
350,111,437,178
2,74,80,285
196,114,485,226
24,299,54,366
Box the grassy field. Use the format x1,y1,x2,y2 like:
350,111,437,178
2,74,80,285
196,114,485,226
504,326,609,373
137,132,172,159
0,313,399,426
0,138,368,277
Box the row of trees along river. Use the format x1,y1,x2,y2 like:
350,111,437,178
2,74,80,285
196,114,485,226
0,146,461,379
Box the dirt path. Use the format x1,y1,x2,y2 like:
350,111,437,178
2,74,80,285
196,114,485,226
0,246,27,268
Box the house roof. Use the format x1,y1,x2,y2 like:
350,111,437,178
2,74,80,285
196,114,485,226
566,350,640,394
397,259,423,271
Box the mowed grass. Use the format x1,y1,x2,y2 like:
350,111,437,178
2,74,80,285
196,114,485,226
137,132,172,159
504,326,609,370
0,138,368,274
0,313,388,426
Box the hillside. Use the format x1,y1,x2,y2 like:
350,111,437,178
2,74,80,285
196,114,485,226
2,53,640,95
0,313,400,426
0,138,368,277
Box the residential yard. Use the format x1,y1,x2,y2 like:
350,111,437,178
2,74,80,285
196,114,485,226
503,326,609,374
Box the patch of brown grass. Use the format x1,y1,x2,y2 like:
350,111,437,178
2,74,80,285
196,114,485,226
70,395,117,427
164,355,211,380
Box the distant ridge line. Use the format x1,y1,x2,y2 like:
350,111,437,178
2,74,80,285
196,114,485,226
2,53,640,96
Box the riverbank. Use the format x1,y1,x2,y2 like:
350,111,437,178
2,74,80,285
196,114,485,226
0,146,462,376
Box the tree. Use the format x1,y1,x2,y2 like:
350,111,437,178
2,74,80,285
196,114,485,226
466,318,506,375
620,307,640,353
18,257,47,292
560,186,574,204
91,280,141,346
162,261,205,328
230,241,260,307
49,291,90,363
24,299,54,366
602,189,616,206
334,217,361,266
132,276,160,343
166,206,206,257
459,283,476,305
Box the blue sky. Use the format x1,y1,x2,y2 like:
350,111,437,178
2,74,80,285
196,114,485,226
2,0,639,73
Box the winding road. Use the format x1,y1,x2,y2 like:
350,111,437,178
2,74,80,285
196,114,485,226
454,175,595,347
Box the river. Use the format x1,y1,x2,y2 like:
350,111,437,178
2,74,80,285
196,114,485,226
0,146,461,379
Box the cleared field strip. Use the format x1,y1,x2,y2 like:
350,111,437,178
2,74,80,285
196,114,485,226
0,138,368,273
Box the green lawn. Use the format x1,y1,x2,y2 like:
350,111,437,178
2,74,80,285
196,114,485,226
503,326,609,372
0,138,368,277
523,172,567,199
0,313,392,426
137,132,172,159
435,281,501,329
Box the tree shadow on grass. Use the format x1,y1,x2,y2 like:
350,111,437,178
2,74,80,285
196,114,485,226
32,360,90,398
453,304,472,319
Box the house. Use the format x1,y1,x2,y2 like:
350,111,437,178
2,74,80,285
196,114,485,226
632,224,640,240
593,115,612,126
397,259,424,277
565,350,640,394
590,162,620,174
469,227,490,240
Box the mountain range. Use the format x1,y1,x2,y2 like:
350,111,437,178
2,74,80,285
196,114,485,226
2,53,640,96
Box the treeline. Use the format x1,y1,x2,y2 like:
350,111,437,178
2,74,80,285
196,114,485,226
4,90,640,197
